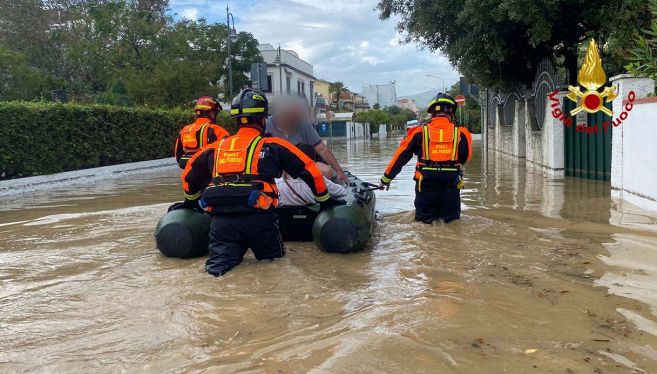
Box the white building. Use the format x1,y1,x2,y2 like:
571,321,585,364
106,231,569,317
362,82,397,108
258,44,315,109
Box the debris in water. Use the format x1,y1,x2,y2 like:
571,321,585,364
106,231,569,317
227,331,239,343
471,337,485,349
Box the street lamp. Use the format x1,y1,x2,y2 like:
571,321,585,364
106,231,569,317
426,74,445,92
226,5,238,98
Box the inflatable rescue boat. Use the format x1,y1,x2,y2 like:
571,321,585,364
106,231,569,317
154,172,376,257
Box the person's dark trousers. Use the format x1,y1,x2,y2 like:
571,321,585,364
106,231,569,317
414,184,461,224
205,212,285,276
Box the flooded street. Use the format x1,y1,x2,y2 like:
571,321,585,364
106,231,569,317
3,135,657,373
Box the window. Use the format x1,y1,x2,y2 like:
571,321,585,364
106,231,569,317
297,80,301,94
263,75,272,93
301,82,305,97
286,76,291,94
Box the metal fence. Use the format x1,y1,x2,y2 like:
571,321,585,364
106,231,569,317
485,58,566,131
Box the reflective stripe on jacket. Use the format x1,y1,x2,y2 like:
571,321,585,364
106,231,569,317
174,118,229,167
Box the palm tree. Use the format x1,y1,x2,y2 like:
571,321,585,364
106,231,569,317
328,81,346,111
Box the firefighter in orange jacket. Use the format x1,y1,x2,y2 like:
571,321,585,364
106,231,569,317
180,89,344,276
379,93,473,223
174,96,230,168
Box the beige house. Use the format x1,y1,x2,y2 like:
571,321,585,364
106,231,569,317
314,79,330,100
354,93,370,113
312,80,370,114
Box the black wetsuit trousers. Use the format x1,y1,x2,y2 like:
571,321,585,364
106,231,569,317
205,212,285,276
414,183,461,224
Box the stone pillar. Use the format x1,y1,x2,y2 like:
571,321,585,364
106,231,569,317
543,90,567,177
524,98,538,165
609,74,655,202
513,99,526,158
481,90,489,150
379,124,387,139
494,104,504,152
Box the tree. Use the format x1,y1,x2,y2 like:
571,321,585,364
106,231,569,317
355,106,416,133
626,0,657,81
0,0,263,106
0,0,55,68
383,105,416,123
224,28,264,100
0,45,61,101
378,0,648,89
356,109,387,134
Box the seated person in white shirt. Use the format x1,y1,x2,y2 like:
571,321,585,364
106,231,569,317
276,144,347,207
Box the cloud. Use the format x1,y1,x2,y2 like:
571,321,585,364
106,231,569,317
180,7,199,20
170,0,459,96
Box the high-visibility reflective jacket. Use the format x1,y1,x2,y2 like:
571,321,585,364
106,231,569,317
181,127,329,213
381,116,472,186
174,118,229,168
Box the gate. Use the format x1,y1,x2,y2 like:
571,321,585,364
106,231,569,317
563,100,613,181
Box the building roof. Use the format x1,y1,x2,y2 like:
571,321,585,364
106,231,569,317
258,44,314,79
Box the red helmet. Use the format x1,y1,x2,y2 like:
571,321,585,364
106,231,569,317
194,96,221,114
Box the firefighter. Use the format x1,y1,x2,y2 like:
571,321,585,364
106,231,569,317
378,93,472,224
174,96,230,168
180,89,344,276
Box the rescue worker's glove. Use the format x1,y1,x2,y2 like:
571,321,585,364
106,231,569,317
319,197,346,211
378,176,391,191
456,175,464,190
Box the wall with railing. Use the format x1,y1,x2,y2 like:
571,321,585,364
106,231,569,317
483,59,568,176
484,72,657,212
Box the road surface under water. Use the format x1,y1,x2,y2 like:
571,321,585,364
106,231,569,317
2,136,657,373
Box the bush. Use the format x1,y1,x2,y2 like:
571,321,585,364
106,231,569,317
626,0,657,81
0,102,238,179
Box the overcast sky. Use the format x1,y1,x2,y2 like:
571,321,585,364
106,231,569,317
170,0,459,97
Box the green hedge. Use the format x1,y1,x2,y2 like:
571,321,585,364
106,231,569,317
0,102,238,179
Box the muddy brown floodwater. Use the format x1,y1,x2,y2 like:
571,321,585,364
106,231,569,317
2,136,657,373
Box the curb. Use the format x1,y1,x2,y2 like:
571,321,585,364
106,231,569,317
0,158,177,197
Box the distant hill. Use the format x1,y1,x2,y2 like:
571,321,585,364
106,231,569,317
398,89,435,108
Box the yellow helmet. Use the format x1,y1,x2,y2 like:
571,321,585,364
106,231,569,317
427,93,456,116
